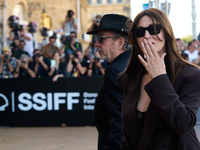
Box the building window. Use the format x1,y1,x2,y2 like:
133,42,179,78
97,0,101,4
107,0,112,3
118,0,122,3
87,0,91,4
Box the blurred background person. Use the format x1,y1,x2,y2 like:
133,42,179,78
49,51,66,82
30,49,52,78
27,21,38,49
60,31,82,64
8,15,21,41
181,53,189,62
14,54,35,78
87,52,107,76
62,10,77,35
41,35,59,59
10,37,25,60
20,26,34,57
184,40,199,63
87,15,102,33
176,38,187,54
87,15,102,58
0,47,17,78
40,27,49,48
66,51,88,77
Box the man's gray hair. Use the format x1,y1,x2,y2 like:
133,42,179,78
20,54,30,61
114,32,132,51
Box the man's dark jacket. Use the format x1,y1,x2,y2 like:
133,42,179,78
94,51,130,150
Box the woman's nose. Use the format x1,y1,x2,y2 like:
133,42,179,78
143,30,151,39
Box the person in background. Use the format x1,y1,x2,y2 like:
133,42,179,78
0,47,17,78
87,52,107,76
14,54,35,78
10,37,25,60
66,51,88,77
31,49,52,78
50,51,66,82
62,10,77,35
181,53,189,62
59,31,82,64
41,35,59,59
87,14,132,150
87,15,102,58
20,26,34,57
117,8,200,150
176,38,187,54
184,40,199,63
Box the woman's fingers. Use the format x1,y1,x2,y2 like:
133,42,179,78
138,54,147,67
144,39,154,58
141,42,148,57
147,40,159,58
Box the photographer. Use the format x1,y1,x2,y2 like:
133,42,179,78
87,15,102,33
66,51,88,77
14,54,35,78
0,47,17,78
27,21,38,49
50,51,66,82
8,16,21,41
10,37,25,60
87,52,107,76
41,35,59,59
62,10,77,35
20,27,34,57
31,49,52,78
59,31,82,64
87,15,102,58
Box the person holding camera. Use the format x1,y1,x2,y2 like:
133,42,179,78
66,51,88,77
19,26,34,57
30,49,52,78
62,10,77,35
59,31,82,64
87,52,107,76
87,15,102,58
14,54,35,78
87,15,102,33
0,47,18,78
41,35,59,59
10,37,26,60
8,16,21,41
49,51,66,82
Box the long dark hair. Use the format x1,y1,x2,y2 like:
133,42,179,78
126,8,198,85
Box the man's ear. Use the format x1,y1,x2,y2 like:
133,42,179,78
117,37,125,50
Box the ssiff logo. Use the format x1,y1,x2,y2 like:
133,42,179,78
0,93,9,111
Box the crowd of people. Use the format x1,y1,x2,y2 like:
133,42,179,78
1,9,200,82
0,10,107,81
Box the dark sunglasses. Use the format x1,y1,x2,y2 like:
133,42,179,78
132,24,162,38
97,36,119,43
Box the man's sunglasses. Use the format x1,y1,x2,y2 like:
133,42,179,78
97,36,119,43
132,24,162,38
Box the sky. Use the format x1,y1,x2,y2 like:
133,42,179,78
130,0,200,39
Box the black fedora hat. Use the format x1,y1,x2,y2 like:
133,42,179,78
87,14,131,36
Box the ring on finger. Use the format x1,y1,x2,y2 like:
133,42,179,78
144,54,149,59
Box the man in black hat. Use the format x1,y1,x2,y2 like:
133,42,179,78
87,14,132,150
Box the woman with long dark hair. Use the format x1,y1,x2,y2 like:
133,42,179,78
117,8,200,150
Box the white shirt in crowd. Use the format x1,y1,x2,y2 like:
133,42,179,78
184,49,199,63
22,33,34,57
